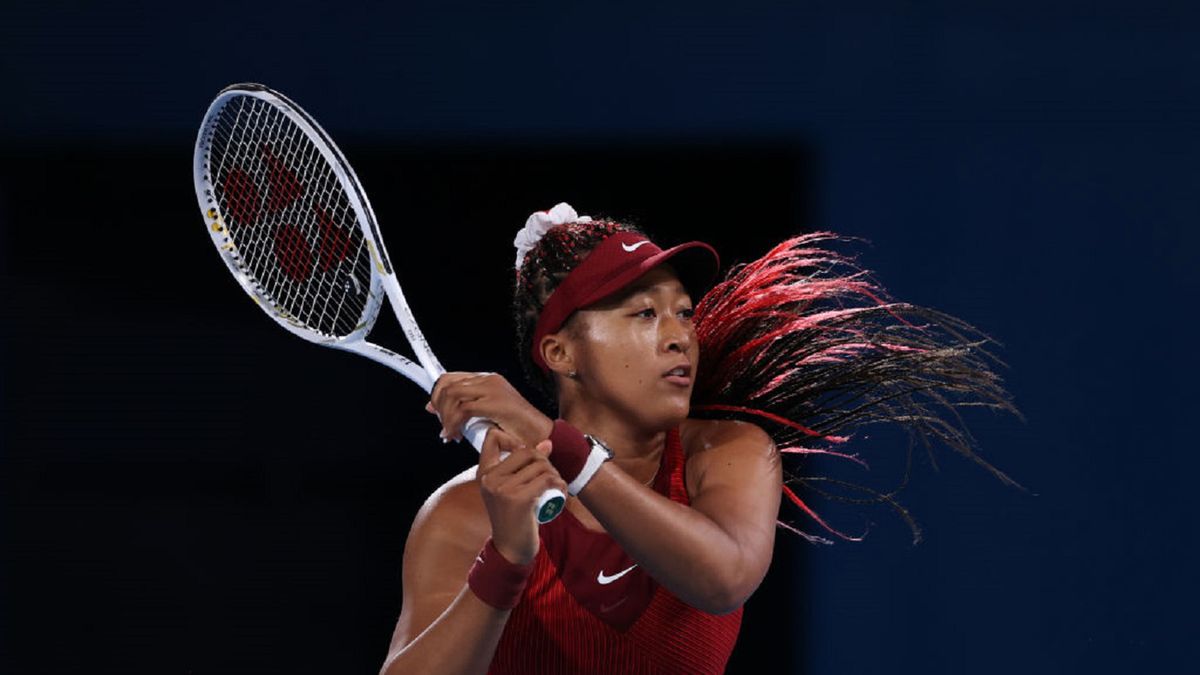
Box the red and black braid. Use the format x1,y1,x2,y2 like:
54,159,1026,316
512,220,1024,545
691,232,1025,544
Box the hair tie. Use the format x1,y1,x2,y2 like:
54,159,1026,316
513,202,592,270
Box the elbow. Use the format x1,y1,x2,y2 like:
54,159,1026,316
693,566,763,616
695,584,750,616
699,594,744,617
696,550,768,612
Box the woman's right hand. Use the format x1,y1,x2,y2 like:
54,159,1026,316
477,428,565,565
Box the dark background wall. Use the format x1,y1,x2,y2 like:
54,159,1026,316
2,2,1195,673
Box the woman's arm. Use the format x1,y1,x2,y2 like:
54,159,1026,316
429,373,782,614
379,476,506,675
379,433,566,675
579,420,781,614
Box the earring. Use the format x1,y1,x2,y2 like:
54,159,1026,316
567,370,578,379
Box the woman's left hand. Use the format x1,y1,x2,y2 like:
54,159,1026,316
427,372,554,447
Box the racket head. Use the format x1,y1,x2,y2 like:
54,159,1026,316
193,83,386,345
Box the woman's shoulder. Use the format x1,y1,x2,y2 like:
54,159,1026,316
407,466,490,551
678,418,778,494
679,418,775,456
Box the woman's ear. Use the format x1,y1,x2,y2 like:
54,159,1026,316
539,331,575,379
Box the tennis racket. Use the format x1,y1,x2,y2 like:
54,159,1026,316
192,83,565,524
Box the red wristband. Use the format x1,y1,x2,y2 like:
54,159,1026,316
467,538,534,610
547,419,590,483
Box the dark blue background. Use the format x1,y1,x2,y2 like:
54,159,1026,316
2,1,1195,673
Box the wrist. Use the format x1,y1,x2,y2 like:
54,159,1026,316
522,411,554,447
492,538,534,567
569,434,612,496
467,538,534,610
547,419,613,496
503,401,554,448
536,414,555,442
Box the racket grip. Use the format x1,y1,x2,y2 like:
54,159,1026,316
462,417,566,525
462,416,492,450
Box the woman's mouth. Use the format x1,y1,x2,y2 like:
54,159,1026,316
662,364,693,387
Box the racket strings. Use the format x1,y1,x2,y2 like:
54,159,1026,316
206,95,374,339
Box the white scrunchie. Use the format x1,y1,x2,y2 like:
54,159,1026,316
513,202,592,270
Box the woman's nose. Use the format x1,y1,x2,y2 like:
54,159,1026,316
662,317,692,353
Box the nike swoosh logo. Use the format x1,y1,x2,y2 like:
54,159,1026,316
597,564,638,585
621,240,651,253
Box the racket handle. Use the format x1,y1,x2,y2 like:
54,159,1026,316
462,416,492,450
462,417,566,525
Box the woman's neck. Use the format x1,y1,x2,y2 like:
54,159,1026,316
556,400,669,464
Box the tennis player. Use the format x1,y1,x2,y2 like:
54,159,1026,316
378,203,1021,674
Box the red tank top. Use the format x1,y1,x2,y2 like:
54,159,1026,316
488,428,743,674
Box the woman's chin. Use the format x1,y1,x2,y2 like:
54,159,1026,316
647,404,690,431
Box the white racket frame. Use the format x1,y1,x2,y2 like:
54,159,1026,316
193,83,565,524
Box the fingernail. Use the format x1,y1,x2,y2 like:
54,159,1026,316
441,437,449,444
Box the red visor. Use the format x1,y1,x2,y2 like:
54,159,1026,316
531,231,720,372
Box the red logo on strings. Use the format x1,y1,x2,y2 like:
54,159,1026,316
313,203,349,272
222,168,261,225
261,144,305,213
274,223,312,283
225,142,351,283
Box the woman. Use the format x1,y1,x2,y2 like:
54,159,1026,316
379,203,1021,674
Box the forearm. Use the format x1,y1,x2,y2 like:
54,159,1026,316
379,585,509,675
577,465,756,614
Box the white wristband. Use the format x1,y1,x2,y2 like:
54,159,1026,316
567,438,612,496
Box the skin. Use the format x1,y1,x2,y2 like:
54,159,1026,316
378,265,782,675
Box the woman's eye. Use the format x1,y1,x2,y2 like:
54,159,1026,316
679,307,695,319
635,308,656,318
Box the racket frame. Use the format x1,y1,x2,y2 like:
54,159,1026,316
194,84,434,389
193,83,565,523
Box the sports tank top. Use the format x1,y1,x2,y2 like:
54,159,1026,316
488,428,743,674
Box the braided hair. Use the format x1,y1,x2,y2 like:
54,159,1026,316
512,220,1024,545
690,232,1026,544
